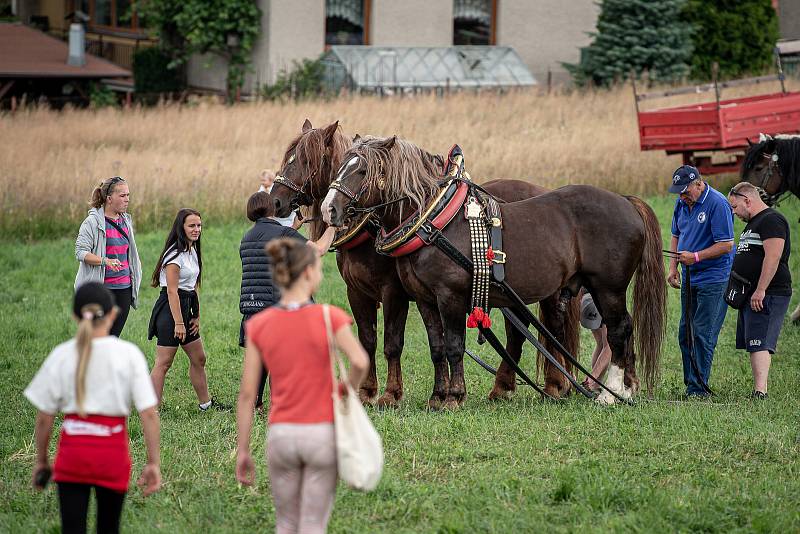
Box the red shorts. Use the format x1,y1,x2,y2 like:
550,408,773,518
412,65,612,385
53,414,131,493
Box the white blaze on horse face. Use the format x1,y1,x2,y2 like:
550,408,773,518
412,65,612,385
595,363,626,405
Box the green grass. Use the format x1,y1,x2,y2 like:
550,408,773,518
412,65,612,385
2,194,800,533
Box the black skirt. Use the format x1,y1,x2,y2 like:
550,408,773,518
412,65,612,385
148,288,200,347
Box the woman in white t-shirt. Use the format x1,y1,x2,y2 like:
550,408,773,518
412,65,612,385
147,208,228,411
25,282,161,533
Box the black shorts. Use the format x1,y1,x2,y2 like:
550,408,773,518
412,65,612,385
736,294,791,354
148,289,200,347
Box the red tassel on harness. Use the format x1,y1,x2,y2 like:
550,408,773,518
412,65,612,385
467,307,487,329
486,247,495,264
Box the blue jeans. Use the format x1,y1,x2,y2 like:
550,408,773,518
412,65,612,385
678,281,728,395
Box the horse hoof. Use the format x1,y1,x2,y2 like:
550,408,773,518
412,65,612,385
595,390,617,405
376,392,401,409
488,387,513,401
428,397,444,411
358,390,377,406
543,385,562,400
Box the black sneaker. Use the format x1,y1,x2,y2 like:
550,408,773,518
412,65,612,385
751,390,769,400
199,398,232,412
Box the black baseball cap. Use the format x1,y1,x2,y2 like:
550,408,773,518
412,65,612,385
668,165,701,194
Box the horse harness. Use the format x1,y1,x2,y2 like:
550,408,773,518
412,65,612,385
345,144,626,403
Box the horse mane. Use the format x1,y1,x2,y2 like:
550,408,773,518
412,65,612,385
742,136,800,195
281,124,351,240
349,136,444,211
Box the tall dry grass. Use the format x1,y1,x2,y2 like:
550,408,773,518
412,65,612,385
2,79,797,239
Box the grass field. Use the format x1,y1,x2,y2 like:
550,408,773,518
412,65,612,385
2,194,800,533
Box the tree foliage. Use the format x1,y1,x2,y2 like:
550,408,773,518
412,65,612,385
139,0,261,100
261,57,326,102
566,0,693,87
684,0,779,80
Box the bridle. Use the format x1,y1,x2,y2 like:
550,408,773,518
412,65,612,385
756,151,789,206
272,153,322,210
329,155,407,217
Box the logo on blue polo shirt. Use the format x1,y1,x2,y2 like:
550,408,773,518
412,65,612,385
697,212,706,223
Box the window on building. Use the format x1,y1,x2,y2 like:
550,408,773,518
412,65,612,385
326,0,370,46
69,0,143,33
454,0,496,45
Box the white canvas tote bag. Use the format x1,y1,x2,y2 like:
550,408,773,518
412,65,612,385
323,304,384,491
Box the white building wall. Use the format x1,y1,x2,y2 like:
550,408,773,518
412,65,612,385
370,0,452,46
497,0,599,85
186,0,601,91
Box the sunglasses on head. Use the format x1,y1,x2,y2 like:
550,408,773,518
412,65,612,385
729,188,747,199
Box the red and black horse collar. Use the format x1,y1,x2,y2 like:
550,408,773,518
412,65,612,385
330,213,380,251
374,179,469,257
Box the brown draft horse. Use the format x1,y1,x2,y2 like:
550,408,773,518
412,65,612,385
323,135,667,407
741,134,800,320
270,121,581,407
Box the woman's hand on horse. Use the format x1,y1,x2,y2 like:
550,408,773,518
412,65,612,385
189,318,200,336
236,451,255,486
337,380,350,398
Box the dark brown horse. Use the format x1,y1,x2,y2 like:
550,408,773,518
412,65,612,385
271,121,581,407
323,135,667,407
741,133,800,319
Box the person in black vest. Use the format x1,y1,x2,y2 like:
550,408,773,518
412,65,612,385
727,182,792,399
239,192,336,409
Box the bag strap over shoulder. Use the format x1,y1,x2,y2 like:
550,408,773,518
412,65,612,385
323,305,349,395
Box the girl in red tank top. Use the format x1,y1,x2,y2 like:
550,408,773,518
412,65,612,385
235,237,369,533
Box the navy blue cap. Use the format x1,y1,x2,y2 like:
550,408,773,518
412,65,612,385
668,165,701,194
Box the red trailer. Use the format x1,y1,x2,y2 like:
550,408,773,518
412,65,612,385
635,71,800,174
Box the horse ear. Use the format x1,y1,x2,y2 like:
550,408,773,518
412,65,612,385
352,133,362,143
747,138,754,147
322,120,339,145
382,136,397,151
302,119,313,132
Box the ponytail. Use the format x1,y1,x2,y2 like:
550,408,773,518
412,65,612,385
90,176,126,209
75,303,102,417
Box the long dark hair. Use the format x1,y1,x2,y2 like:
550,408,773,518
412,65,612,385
151,208,203,288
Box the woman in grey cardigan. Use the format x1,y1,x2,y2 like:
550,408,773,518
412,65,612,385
75,176,142,337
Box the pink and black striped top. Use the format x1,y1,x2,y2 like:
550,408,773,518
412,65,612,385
104,217,131,289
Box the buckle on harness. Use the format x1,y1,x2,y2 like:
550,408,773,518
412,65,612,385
491,250,506,264
491,217,501,227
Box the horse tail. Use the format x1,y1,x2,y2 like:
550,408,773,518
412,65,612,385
626,196,666,395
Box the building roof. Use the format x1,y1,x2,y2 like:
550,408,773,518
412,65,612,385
0,23,130,78
323,46,536,91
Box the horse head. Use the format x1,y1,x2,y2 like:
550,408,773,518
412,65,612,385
323,136,395,228
271,119,347,218
741,134,800,204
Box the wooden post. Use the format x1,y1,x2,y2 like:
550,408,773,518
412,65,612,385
774,46,787,94
712,62,720,107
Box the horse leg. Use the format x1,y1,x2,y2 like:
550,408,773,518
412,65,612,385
593,291,635,405
347,286,379,404
439,304,468,409
539,293,571,399
416,300,449,410
376,290,409,408
488,314,525,401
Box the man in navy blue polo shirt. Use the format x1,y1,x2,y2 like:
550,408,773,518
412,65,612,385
667,165,734,397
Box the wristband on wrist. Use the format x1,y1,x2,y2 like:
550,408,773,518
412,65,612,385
694,252,700,263
175,322,184,326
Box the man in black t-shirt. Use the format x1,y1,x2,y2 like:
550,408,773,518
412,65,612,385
728,182,792,399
